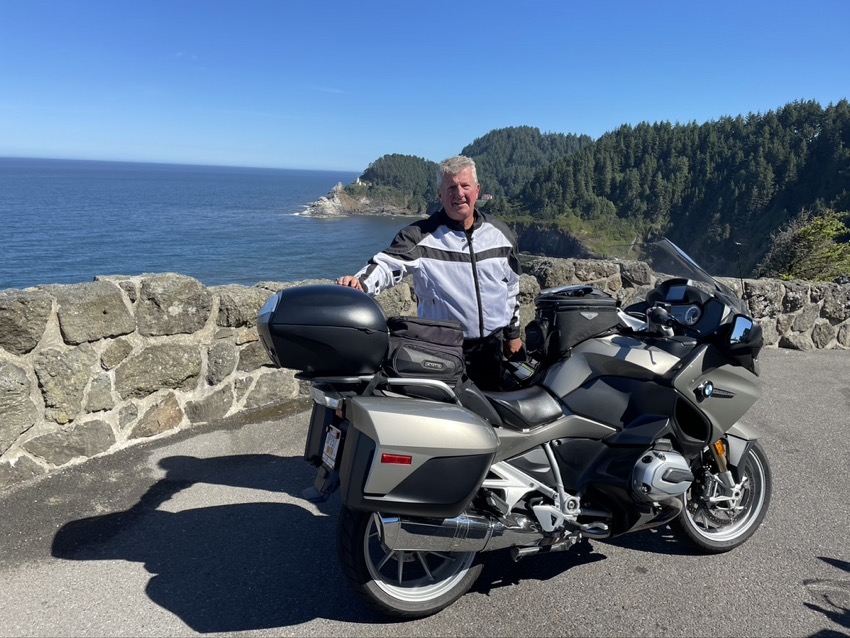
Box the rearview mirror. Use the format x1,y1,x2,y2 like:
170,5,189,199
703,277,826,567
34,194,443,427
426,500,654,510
726,315,763,372
729,316,754,345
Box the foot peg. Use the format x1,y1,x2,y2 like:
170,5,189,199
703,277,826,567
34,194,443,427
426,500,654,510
578,520,610,538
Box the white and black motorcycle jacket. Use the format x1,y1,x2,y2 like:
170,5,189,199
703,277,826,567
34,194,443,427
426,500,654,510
354,209,522,341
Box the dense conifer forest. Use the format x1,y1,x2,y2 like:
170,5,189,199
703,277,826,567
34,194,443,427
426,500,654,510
344,100,850,279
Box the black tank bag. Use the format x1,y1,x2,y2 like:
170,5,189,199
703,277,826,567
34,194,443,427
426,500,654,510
383,316,466,384
526,285,619,363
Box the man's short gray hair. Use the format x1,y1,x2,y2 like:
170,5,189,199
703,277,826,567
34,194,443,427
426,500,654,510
437,155,478,189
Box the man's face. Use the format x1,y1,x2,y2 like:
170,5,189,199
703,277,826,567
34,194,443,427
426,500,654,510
439,167,480,229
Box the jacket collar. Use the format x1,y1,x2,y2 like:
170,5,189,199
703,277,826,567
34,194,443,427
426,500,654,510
437,208,485,233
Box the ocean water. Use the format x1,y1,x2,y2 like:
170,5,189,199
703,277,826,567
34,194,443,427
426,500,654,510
0,157,416,290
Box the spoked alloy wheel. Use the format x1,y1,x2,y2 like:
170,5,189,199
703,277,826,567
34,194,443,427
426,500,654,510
337,507,484,618
673,440,772,553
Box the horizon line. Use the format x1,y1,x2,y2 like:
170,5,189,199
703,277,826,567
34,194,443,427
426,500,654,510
0,154,363,174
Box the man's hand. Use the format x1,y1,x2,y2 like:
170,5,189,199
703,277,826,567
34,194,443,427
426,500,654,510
505,337,524,358
337,276,364,292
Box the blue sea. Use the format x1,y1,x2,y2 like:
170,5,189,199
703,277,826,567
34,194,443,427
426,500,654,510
0,157,415,291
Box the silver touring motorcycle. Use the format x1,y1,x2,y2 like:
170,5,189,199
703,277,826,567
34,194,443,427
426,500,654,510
257,238,771,618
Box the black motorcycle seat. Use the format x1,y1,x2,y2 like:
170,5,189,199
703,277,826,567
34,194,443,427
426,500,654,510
482,385,564,431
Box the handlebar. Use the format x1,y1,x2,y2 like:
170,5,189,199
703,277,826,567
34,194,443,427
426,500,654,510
646,305,676,337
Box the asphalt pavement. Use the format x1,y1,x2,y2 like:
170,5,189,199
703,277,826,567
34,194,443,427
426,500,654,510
0,348,848,637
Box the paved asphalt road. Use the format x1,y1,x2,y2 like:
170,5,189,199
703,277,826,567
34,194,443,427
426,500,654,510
1,348,848,638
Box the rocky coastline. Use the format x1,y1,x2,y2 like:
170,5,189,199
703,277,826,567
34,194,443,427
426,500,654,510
300,182,425,218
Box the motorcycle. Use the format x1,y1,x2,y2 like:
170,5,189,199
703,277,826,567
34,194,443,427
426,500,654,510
256,238,771,618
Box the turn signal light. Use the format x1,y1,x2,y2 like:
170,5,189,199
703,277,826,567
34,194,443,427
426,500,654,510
713,439,727,456
381,453,412,465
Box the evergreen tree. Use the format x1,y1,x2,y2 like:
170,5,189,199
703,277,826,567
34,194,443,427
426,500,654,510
754,208,850,281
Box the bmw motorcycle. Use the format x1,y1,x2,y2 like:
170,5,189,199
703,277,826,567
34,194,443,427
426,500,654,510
257,238,771,618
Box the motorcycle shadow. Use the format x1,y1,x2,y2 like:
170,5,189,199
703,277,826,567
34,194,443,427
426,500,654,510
50,453,393,632
473,526,696,594
597,525,702,555
474,540,605,594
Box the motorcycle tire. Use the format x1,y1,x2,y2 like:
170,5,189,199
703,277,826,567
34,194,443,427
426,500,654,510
672,440,772,553
336,506,485,619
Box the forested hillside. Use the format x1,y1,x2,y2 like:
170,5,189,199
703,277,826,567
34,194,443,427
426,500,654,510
344,127,592,215
460,126,593,199
514,100,850,274
342,101,850,277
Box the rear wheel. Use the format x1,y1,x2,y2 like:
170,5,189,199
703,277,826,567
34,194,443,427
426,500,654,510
337,507,484,618
673,440,772,553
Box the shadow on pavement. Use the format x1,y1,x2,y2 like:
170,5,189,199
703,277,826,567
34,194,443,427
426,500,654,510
473,539,606,594
804,556,850,635
50,452,735,631
51,453,389,632
473,524,699,595
596,524,700,555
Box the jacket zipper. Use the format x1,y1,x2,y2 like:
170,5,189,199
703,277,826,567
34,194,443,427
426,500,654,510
465,227,485,339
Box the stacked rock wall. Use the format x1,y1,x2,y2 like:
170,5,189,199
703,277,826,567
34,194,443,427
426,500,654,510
0,274,361,488
1,258,848,488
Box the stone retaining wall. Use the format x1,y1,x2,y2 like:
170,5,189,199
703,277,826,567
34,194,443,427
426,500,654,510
1,258,848,488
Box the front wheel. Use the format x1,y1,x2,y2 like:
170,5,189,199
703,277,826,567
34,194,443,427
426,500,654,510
672,440,772,553
336,507,485,619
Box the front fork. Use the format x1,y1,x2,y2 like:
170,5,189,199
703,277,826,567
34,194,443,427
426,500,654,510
700,435,752,512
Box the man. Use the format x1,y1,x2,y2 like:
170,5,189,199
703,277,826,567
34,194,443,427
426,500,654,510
338,155,523,390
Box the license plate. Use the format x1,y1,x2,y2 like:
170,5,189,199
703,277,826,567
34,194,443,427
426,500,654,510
322,425,342,468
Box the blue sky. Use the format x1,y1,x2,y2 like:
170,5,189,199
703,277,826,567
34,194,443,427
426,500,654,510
1,0,848,172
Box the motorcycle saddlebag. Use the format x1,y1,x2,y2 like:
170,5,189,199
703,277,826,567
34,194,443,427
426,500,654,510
338,396,498,518
382,316,466,384
530,285,619,362
257,284,388,376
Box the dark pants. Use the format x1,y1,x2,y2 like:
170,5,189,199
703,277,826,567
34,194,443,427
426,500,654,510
463,334,504,392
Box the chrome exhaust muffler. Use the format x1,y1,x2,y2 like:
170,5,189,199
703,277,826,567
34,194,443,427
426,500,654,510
375,513,542,553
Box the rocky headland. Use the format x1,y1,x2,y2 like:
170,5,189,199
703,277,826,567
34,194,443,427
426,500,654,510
301,182,424,218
